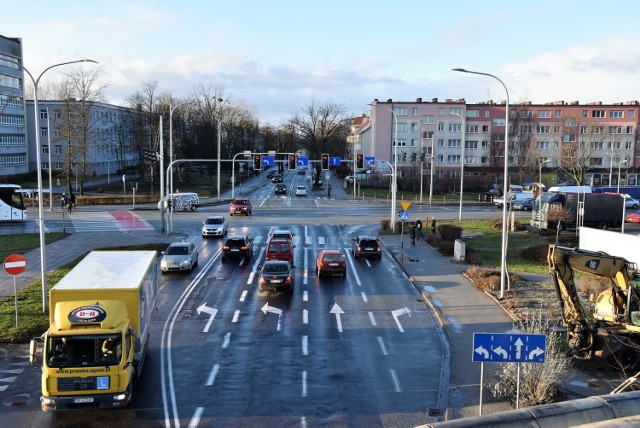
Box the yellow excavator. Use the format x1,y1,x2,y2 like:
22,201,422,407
548,245,640,371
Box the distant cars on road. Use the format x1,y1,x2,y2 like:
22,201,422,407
229,198,252,216
274,183,287,195
202,215,228,238
258,261,294,293
315,249,347,277
352,235,381,260
160,242,198,273
222,234,254,262
295,185,307,196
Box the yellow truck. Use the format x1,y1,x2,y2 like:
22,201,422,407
29,250,158,411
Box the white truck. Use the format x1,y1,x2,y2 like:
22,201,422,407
30,251,158,411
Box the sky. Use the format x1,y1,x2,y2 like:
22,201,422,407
5,0,640,126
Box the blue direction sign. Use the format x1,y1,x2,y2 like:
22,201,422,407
399,211,409,221
472,333,546,363
297,157,309,167
262,156,274,167
329,157,341,167
364,156,375,166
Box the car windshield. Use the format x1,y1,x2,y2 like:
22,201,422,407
268,242,290,252
323,254,343,262
206,218,223,224
263,264,290,274
233,200,247,205
167,246,189,255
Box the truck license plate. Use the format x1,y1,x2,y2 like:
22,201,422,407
74,397,94,404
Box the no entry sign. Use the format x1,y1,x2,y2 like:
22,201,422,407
4,254,27,276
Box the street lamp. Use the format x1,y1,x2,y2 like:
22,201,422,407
370,102,398,232
19,58,98,312
215,97,225,200
168,100,191,234
454,68,510,299
539,158,550,184
618,158,628,193
451,112,466,220
232,151,252,198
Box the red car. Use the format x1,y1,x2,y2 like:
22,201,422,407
229,198,252,216
626,210,640,223
265,238,294,265
315,249,347,277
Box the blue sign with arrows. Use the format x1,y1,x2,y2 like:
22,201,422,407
364,156,375,166
297,157,309,167
329,157,341,167
262,156,274,167
472,332,546,363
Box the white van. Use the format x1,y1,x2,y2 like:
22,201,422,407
158,193,200,211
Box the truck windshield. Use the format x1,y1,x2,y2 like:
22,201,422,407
46,334,122,368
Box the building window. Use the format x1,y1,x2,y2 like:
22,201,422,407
537,110,551,118
592,110,606,118
447,155,461,164
627,126,634,134
465,141,478,149
393,107,407,116
41,162,49,170
483,109,490,118
40,109,48,120
628,110,635,119
553,125,561,133
520,125,532,133
538,141,549,149
554,110,562,118
437,139,444,147
591,141,603,149
448,139,461,148
589,158,603,166
411,107,418,115
467,125,479,133
423,115,435,124
42,145,49,155
449,123,462,132
54,162,64,170
626,141,633,150
492,118,505,126
397,123,407,132
410,139,418,147
54,145,63,155
481,141,489,148
563,134,576,142
520,110,532,118
40,128,48,137
481,156,488,165
537,125,550,134
482,125,489,133
438,108,445,116
410,123,419,132
396,139,407,147
582,110,588,118
580,125,588,134
450,107,462,115
438,122,445,131
422,130,434,139
611,110,623,118
609,126,622,134
467,110,479,118
437,155,444,163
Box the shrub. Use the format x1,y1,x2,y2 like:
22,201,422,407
438,224,462,241
380,219,390,231
492,217,527,231
464,246,482,265
520,243,549,264
437,240,455,256
465,266,501,292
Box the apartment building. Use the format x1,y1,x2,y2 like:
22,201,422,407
362,98,640,189
0,35,28,176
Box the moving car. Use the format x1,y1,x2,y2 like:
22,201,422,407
295,185,307,196
221,234,254,262
511,198,534,211
352,235,381,260
315,249,347,277
297,167,307,175
265,238,294,265
483,188,502,202
274,183,287,195
229,198,252,216
270,229,294,243
258,261,294,293
160,242,198,273
266,170,275,179
158,192,200,211
201,215,228,238
626,210,640,223
272,174,283,183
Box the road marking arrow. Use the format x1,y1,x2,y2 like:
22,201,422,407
330,303,344,332
514,338,524,359
197,303,218,333
493,346,508,359
261,302,283,331
474,346,489,359
391,307,412,333
528,347,545,360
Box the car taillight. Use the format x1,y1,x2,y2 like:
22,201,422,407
357,246,362,251
285,277,292,284
223,245,229,250
241,246,248,250
376,247,381,253
259,277,266,285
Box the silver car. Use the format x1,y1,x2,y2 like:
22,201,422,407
160,242,198,273
202,215,228,238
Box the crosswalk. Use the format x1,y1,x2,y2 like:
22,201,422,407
45,211,155,233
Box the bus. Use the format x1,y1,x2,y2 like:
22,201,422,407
0,184,27,221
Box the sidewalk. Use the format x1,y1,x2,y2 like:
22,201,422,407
379,233,624,421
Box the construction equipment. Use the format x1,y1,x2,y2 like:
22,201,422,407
548,245,640,371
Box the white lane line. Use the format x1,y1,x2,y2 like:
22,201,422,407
303,290,308,302
206,364,220,386
318,236,325,245
377,336,388,356
344,252,362,287
303,309,308,324
222,332,231,348
302,335,308,356
302,370,308,397
360,291,368,302
368,311,377,326
232,310,240,323
303,247,309,285
188,407,204,428
239,290,248,302
389,369,402,392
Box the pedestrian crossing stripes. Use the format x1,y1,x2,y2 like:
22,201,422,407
63,211,154,232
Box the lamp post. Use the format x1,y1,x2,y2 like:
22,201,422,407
168,100,191,234
46,106,54,211
215,97,225,200
451,112,466,220
454,68,510,300
539,158,550,184
618,158,628,193
231,151,253,199
371,102,398,232
19,58,98,312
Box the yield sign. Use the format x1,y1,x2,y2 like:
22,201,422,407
400,201,411,211
4,254,26,276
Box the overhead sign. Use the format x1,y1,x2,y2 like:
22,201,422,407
364,156,375,166
4,254,26,276
473,333,546,363
399,211,409,221
329,157,341,167
297,157,309,167
401,201,411,211
262,156,274,167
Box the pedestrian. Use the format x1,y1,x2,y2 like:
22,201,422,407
411,224,416,245
61,193,67,208
327,184,332,199
69,192,77,207
415,219,423,241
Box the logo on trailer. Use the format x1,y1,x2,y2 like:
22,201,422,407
68,305,107,323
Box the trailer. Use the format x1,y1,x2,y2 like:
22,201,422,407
531,191,624,230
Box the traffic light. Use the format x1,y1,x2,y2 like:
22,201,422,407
321,153,329,170
402,152,407,162
253,154,262,171
356,153,364,169
288,154,297,170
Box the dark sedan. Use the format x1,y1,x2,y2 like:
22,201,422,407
258,261,294,293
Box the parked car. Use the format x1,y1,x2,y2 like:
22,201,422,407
352,235,382,260
229,198,252,216
201,215,228,238
160,242,198,273
623,194,640,209
221,234,254,262
315,249,347,277
265,238,294,265
274,183,287,195
295,185,307,196
626,210,640,223
258,261,294,293
511,198,534,211
483,188,502,202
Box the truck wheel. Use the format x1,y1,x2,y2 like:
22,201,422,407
191,204,197,211
598,222,608,230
